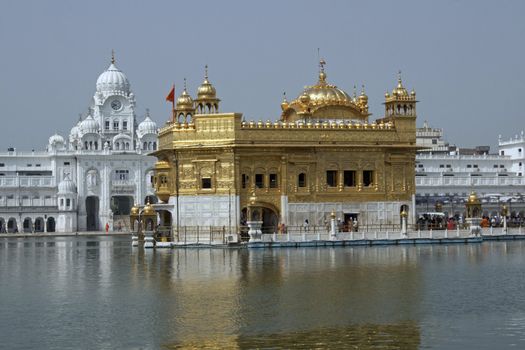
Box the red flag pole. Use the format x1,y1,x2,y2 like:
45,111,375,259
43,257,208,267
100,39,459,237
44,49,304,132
171,83,175,120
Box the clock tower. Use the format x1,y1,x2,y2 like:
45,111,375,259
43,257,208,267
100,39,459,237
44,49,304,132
93,52,137,151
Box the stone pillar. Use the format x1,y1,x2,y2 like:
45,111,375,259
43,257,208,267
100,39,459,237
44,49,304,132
247,220,263,242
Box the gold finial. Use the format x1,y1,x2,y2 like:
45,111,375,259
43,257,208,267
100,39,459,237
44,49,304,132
111,49,115,64
318,56,327,83
361,84,366,94
353,85,357,99
283,91,287,101
183,77,187,91
397,70,403,87
204,65,208,80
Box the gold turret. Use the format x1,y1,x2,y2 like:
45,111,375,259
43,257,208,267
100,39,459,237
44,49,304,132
195,65,220,114
384,71,417,117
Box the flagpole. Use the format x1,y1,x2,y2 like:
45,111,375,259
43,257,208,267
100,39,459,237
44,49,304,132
171,83,175,121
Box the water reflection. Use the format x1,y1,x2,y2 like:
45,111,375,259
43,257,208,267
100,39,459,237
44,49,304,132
164,322,420,349
2,237,525,349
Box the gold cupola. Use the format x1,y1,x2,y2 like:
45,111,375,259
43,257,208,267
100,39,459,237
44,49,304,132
176,80,194,109
175,78,195,123
195,65,220,114
358,85,369,113
384,71,417,117
281,59,369,123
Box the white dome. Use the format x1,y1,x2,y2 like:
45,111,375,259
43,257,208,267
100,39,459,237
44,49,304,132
80,114,99,134
69,123,80,140
138,115,157,136
96,63,130,93
58,177,77,194
49,133,65,145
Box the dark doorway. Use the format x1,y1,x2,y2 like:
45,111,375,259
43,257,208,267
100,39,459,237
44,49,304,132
7,218,17,233
86,196,99,231
23,218,32,233
46,217,56,232
34,218,45,232
111,196,133,215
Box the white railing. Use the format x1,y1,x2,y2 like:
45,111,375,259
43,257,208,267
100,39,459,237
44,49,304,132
416,176,525,187
0,176,55,187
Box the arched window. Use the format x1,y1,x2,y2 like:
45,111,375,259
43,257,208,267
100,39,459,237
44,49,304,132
115,142,120,150
126,142,130,150
94,141,98,150
84,141,88,150
143,142,147,150
153,142,157,150
178,113,184,123
298,173,307,187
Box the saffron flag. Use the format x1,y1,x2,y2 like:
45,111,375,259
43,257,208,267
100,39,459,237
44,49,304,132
166,85,175,103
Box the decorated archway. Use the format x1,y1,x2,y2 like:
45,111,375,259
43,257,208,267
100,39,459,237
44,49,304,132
242,202,279,234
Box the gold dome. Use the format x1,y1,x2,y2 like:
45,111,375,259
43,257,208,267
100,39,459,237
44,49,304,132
358,85,368,103
196,65,217,99
176,79,194,109
467,191,480,204
289,60,357,110
281,59,368,123
130,204,139,216
143,199,156,216
177,89,193,108
391,71,409,97
280,92,289,111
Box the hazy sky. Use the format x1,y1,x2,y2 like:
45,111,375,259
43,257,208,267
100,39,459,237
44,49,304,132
1,0,524,151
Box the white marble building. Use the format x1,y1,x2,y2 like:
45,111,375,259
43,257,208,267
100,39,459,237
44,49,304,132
415,123,525,215
0,57,158,233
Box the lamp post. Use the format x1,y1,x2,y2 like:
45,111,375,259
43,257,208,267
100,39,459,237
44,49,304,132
400,209,408,237
246,192,262,242
501,204,508,234
330,211,337,240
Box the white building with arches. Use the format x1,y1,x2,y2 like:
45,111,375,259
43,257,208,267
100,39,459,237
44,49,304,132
0,56,158,233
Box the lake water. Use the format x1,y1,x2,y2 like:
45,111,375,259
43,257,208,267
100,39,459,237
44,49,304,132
1,236,525,349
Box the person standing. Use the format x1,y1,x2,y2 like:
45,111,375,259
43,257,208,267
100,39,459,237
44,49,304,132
105,222,109,233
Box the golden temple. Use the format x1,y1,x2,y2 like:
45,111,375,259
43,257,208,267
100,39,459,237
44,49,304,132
152,60,417,232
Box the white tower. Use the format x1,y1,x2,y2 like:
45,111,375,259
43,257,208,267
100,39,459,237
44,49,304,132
57,175,78,232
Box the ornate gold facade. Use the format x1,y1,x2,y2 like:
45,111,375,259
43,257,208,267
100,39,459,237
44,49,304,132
153,62,417,229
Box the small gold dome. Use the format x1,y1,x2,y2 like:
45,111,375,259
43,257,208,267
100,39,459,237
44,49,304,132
176,88,193,108
391,71,409,97
130,204,139,216
467,191,480,204
143,200,155,216
358,85,368,103
280,92,289,111
197,66,217,99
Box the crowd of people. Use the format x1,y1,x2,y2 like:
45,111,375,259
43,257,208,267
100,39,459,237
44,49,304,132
417,212,525,230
